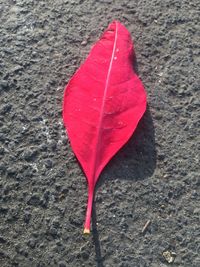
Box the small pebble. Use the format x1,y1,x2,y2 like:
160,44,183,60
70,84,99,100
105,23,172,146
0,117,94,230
163,250,176,263
81,40,87,46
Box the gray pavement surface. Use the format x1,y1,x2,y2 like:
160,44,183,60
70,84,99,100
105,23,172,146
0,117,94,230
0,0,199,266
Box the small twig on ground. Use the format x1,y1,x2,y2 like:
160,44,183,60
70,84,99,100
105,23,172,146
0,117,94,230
142,220,151,234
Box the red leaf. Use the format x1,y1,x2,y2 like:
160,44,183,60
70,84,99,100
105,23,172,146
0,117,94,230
63,21,147,233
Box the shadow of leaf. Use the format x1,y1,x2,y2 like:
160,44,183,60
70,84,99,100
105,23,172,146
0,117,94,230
99,106,156,183
92,201,105,267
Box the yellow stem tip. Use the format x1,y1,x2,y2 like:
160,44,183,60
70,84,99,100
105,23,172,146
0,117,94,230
83,228,90,235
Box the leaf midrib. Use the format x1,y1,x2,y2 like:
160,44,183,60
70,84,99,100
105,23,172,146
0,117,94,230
91,21,118,182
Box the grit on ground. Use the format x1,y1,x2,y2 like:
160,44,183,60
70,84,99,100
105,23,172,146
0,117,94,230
0,1,199,266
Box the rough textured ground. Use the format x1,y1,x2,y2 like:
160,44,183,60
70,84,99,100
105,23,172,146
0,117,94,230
0,0,199,266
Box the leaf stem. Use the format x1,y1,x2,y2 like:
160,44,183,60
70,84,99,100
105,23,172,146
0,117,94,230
83,185,94,234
